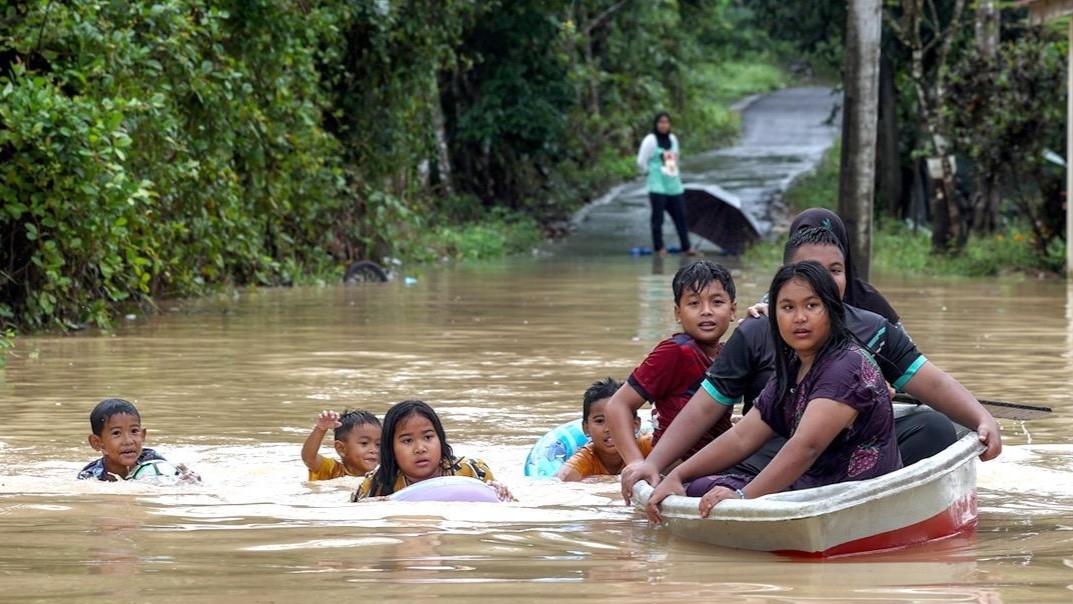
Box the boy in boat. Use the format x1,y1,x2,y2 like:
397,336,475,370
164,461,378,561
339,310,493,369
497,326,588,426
605,260,737,473
556,378,654,481
648,261,902,521
624,225,1002,507
78,398,199,482
302,409,381,480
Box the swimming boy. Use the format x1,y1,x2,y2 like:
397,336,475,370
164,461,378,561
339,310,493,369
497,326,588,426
606,260,737,471
556,378,654,481
78,398,198,482
301,409,381,480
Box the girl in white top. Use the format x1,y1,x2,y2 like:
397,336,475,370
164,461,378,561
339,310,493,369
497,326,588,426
637,112,696,256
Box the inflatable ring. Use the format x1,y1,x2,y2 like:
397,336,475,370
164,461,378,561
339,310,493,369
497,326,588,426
523,418,653,478
130,459,181,483
388,476,501,503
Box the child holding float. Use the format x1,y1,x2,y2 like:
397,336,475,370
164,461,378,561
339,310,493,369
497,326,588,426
556,378,653,481
605,260,737,476
648,261,902,521
78,398,200,483
301,409,381,480
351,400,513,502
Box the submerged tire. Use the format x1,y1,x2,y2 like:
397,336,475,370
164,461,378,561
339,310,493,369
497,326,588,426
343,260,388,284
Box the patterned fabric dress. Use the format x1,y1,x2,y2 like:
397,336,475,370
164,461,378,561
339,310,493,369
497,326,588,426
691,343,902,494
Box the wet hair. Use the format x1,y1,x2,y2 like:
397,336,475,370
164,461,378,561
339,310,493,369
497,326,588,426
672,260,736,305
767,261,853,403
582,378,630,423
369,400,453,497
89,398,141,436
783,225,844,265
334,409,380,441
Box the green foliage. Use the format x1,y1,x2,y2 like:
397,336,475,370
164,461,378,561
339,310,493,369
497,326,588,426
1,0,343,329
746,1,846,73
1,0,786,331
423,210,543,263
0,328,13,368
746,143,1065,277
781,142,841,213
946,30,1068,252
872,221,1064,277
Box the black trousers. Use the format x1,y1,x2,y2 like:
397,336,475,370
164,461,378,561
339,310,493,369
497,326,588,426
649,192,691,252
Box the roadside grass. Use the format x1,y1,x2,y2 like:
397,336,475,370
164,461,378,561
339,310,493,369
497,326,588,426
745,143,1063,277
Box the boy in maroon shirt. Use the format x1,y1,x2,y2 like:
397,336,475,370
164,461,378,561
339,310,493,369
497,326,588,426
607,261,737,470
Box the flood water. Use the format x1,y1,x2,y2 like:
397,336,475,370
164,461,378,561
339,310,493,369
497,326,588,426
1,257,1072,603
4,86,1073,601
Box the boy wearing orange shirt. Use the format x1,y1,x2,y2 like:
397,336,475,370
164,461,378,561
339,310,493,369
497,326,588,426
556,379,653,481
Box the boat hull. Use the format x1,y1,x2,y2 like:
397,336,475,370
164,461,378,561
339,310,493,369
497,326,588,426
632,408,983,557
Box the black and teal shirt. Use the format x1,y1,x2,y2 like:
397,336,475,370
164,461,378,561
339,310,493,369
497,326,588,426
702,305,926,412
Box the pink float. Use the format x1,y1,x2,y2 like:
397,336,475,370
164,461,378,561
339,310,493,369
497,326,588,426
387,476,501,503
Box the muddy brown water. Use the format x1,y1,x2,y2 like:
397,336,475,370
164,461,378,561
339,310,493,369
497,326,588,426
1,256,1072,603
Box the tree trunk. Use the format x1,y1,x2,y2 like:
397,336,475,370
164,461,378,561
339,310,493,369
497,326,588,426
582,8,600,118
877,54,904,218
886,0,968,253
971,0,1000,232
838,0,883,281
430,77,454,197
974,0,999,59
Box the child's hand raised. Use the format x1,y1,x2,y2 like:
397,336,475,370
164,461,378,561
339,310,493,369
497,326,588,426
315,410,342,431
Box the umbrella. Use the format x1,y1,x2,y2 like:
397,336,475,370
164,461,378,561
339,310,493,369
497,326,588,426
683,185,762,255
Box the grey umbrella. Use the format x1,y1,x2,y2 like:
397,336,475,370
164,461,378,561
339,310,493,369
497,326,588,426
683,185,762,255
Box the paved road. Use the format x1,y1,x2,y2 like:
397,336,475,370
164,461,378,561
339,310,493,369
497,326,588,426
553,86,840,257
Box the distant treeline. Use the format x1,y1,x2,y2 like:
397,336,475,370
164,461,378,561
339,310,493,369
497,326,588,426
1,0,783,330
753,1,1068,268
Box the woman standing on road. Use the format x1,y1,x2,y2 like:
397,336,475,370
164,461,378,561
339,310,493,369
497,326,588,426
637,112,697,257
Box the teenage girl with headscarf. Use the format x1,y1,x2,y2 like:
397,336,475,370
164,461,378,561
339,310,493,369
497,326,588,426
637,112,698,257
745,208,902,329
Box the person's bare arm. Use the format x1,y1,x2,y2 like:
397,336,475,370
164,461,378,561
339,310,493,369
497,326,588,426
554,459,584,482
738,399,856,498
645,408,772,523
901,362,1002,460
301,410,341,472
620,387,731,503
606,385,648,466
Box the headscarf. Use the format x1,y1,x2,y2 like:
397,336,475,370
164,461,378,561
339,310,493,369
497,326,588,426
652,112,673,150
788,208,901,325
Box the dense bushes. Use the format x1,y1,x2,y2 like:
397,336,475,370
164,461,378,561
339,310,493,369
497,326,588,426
1,0,785,331
2,1,344,329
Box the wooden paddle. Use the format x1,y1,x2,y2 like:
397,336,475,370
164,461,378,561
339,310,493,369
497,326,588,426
892,393,1053,421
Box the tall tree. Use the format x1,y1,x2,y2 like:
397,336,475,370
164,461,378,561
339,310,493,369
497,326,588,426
969,0,1001,232
885,0,970,253
839,0,884,280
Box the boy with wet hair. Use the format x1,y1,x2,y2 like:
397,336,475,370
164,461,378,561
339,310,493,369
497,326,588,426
556,378,654,481
302,409,381,480
606,260,738,471
78,398,198,481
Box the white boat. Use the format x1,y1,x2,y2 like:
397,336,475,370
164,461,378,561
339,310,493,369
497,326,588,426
631,404,983,557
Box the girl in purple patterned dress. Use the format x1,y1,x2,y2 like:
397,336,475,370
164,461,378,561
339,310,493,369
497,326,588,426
650,261,902,520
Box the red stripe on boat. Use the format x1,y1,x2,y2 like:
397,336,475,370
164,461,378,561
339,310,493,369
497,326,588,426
776,492,978,558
